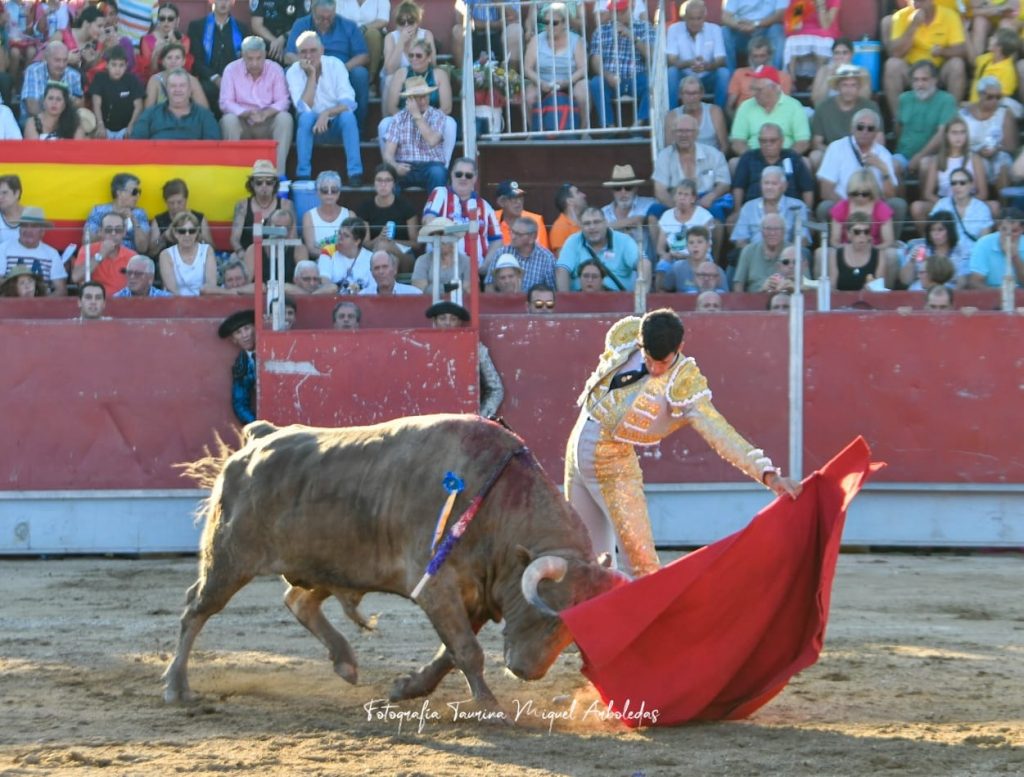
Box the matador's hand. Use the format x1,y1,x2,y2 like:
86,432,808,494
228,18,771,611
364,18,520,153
765,472,802,500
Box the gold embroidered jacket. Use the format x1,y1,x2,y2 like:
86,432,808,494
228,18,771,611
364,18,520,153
578,317,778,482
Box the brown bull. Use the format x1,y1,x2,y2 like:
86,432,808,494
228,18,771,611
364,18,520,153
163,414,624,705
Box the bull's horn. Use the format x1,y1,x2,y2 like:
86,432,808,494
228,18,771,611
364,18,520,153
521,556,568,617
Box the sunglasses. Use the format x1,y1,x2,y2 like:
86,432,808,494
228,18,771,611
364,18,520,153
778,259,793,266
950,179,970,186
158,14,176,21
580,273,602,280
125,187,141,196
319,187,341,194
409,52,426,59
102,226,125,233
613,185,635,192
453,170,475,179
983,93,1001,101
855,124,876,132
546,17,563,25
532,299,555,309
396,17,415,25
175,227,198,235
254,178,277,186
850,228,871,236
849,190,872,198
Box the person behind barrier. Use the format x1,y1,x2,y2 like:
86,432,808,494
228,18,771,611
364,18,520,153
113,255,173,297
363,250,421,296
761,244,808,294
588,0,656,129
0,264,48,298
928,168,994,279
288,258,338,295
78,280,108,319
892,60,958,178
287,30,364,186
578,259,607,292
768,290,791,311
219,36,294,176
828,211,888,292
556,206,648,292
132,68,222,139
695,289,723,311
733,212,788,291
218,308,257,424
426,299,504,419
526,283,557,314
550,182,588,254
451,0,525,73
666,1,728,110
0,207,66,296
522,2,590,132
967,210,1024,288
489,254,524,295
332,299,362,329
484,215,557,292
187,0,250,110
883,0,967,120
382,75,449,193
924,283,953,310
222,260,249,291
285,0,370,133
565,308,800,575
73,212,136,296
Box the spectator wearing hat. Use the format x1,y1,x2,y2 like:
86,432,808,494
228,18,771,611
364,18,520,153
286,30,364,186
78,281,108,320
113,255,173,297
382,75,449,193
809,65,882,172
721,0,786,72
426,300,504,420
0,207,66,296
483,215,557,293
666,0,728,109
550,182,588,254
218,308,257,424
230,160,296,261
725,34,792,117
493,180,549,250
589,0,657,129
489,254,524,294
526,283,557,314
892,60,957,177
883,0,966,121
362,250,421,295
332,300,362,329
71,212,137,297
601,164,656,250
0,264,48,298
556,206,648,292
219,36,294,176
131,68,222,139
729,65,810,158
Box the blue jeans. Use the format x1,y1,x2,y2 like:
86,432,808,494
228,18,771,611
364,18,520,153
400,161,448,192
295,109,363,180
722,24,784,71
667,66,730,109
589,71,649,128
347,65,370,134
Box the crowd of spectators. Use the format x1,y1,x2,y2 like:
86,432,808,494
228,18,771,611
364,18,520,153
3,0,1024,311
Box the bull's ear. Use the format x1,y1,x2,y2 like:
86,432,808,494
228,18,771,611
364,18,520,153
515,545,534,568
596,552,613,568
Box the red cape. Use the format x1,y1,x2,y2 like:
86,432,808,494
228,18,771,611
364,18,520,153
561,437,882,727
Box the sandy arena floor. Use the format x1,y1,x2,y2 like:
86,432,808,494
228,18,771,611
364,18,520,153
0,551,1022,776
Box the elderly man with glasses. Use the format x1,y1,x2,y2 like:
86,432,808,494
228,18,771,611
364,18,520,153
816,108,906,229
113,255,173,297
556,206,649,292
71,212,138,296
731,122,815,214
483,216,556,292
732,212,788,292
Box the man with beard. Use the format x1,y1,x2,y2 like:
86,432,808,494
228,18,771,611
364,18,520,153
892,60,957,177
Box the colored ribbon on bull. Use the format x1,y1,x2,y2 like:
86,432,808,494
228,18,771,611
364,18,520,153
411,447,526,600
430,471,465,552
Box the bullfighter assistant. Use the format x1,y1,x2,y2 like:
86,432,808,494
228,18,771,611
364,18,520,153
565,308,802,577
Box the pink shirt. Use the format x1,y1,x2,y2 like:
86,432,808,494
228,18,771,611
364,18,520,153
218,58,291,116
789,0,841,39
830,199,894,245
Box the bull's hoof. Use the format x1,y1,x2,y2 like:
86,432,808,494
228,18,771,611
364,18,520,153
333,660,358,685
162,685,198,704
389,674,428,702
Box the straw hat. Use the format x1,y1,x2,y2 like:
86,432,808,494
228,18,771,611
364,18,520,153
418,216,467,243
829,64,869,87
401,76,438,97
602,164,645,188
249,159,277,178
15,206,52,228
0,264,45,295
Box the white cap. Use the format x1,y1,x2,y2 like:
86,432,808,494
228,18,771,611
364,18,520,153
493,254,523,272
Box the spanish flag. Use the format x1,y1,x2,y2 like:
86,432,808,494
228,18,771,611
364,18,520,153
2,140,276,248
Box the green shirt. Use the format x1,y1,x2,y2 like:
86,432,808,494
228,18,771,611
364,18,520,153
729,94,811,150
896,89,956,159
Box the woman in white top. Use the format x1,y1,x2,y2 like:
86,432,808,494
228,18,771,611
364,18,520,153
929,168,995,279
911,116,988,232
302,170,352,256
159,211,221,295
382,2,435,90
655,178,715,262
960,76,1018,191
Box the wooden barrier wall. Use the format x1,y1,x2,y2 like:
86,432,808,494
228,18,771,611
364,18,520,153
1,293,1021,491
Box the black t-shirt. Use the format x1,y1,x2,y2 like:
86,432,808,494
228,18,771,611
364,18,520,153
252,0,309,39
358,196,416,242
88,70,144,131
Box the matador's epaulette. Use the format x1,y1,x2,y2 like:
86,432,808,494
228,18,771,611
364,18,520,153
666,356,712,417
601,316,642,359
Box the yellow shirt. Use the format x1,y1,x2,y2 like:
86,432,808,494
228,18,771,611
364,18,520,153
970,52,1018,101
891,5,966,66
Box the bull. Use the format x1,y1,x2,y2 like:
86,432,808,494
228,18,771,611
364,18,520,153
163,414,625,706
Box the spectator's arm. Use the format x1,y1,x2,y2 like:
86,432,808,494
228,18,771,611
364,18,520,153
159,249,179,294
230,198,247,254
555,265,572,292
654,180,672,207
